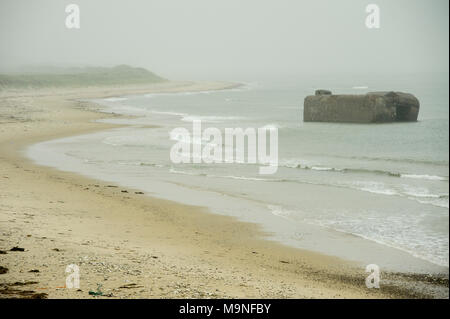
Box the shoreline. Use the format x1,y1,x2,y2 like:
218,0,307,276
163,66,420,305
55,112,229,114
80,94,448,273
0,81,448,298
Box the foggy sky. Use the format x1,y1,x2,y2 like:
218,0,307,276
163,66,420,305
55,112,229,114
0,0,448,80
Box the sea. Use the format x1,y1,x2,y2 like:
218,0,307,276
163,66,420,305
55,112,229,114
27,73,449,273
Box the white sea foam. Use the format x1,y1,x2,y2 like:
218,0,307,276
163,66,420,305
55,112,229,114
169,168,281,182
402,185,443,199
352,86,369,89
150,110,188,117
219,175,277,182
268,205,293,219
144,90,213,98
278,159,448,184
401,174,448,181
148,110,243,123
310,166,338,171
169,168,198,176
139,162,164,168
181,115,242,123
413,198,449,209
305,217,449,267
102,135,152,147
143,83,249,99
351,181,398,196
103,97,128,102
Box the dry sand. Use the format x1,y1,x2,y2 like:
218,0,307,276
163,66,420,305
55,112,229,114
0,81,445,299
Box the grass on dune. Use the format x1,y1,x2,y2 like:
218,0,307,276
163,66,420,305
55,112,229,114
0,65,166,89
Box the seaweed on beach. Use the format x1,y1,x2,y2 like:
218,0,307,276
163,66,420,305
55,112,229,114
0,281,47,299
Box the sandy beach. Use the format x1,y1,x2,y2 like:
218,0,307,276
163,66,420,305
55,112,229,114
0,81,447,299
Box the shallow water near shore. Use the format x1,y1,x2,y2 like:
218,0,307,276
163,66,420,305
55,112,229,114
27,74,449,274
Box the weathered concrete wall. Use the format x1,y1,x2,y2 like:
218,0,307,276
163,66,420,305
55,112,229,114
304,90,419,123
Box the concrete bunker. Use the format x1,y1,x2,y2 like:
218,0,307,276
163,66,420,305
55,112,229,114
303,90,420,123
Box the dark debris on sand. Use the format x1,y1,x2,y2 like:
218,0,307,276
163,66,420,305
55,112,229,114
0,281,48,299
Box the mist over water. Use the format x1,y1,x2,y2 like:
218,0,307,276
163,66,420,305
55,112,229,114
1,0,449,80
28,72,449,270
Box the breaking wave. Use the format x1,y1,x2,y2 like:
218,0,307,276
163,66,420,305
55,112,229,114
278,160,448,181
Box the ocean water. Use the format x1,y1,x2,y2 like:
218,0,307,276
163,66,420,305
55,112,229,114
27,73,449,272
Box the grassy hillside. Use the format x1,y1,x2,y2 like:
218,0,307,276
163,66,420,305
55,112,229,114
0,65,166,89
